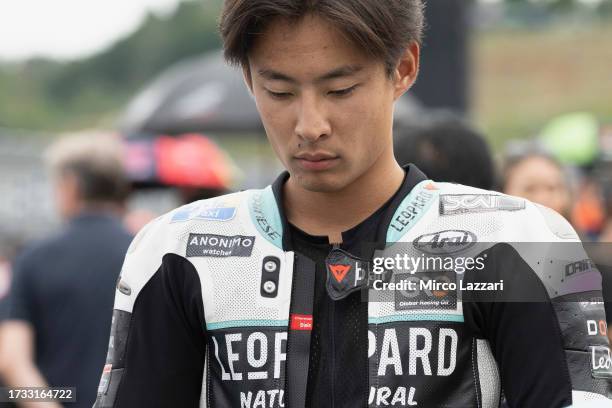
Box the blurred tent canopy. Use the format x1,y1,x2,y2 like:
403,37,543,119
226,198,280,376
120,52,262,136
119,50,421,137
116,1,469,136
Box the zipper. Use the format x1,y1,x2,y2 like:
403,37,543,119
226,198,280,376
330,242,339,408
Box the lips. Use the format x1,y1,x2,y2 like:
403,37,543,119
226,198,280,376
295,152,338,161
294,152,340,171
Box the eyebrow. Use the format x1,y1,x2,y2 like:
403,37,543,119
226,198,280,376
257,65,364,84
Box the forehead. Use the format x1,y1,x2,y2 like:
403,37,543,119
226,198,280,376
248,14,380,80
512,156,564,181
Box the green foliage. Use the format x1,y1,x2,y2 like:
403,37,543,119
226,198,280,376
474,16,612,148
0,0,223,131
0,0,610,148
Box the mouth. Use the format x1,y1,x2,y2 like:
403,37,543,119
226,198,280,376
294,152,340,171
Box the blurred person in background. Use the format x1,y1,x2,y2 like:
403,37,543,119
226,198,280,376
500,150,612,341
595,159,612,242
501,152,573,220
0,232,22,317
394,110,496,189
0,133,132,408
601,209,612,242
572,178,607,240
0,232,23,408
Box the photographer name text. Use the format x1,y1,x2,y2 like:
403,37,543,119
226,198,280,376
372,278,504,292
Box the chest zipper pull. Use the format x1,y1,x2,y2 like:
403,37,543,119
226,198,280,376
328,231,343,249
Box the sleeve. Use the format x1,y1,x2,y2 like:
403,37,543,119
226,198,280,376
5,251,36,323
536,206,612,406
93,219,207,408
0,260,15,322
465,206,612,408
464,243,574,408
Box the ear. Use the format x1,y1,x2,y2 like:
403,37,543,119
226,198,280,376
393,41,420,101
242,64,254,94
63,171,82,203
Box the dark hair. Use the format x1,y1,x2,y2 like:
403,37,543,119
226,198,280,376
63,161,130,205
46,134,130,206
394,110,496,190
219,0,425,76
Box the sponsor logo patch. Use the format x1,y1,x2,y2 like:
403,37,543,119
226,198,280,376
587,320,608,336
440,194,525,216
565,259,597,279
97,364,112,394
325,248,370,300
172,201,237,223
591,346,612,379
290,314,313,331
251,193,282,242
413,230,476,255
329,264,351,283
186,233,255,258
394,271,458,311
389,189,435,234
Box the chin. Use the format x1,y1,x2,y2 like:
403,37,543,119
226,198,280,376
293,171,349,193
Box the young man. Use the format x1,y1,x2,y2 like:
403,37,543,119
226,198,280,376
94,1,612,407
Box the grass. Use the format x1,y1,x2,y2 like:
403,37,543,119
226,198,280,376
473,19,612,149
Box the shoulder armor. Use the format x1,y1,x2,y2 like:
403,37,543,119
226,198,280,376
114,190,254,313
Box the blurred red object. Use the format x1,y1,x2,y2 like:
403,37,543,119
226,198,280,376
155,134,233,189
123,133,236,190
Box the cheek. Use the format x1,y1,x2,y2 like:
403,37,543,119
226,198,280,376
337,88,393,153
255,95,281,131
254,96,293,155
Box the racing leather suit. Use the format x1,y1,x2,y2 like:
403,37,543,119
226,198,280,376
93,165,612,407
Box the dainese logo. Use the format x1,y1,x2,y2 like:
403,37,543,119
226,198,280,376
329,264,351,283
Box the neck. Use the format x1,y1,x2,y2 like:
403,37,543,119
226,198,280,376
284,156,404,237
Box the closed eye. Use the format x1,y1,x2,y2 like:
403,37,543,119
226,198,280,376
266,90,293,99
328,85,358,97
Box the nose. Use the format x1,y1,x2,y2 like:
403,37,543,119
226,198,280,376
294,93,331,143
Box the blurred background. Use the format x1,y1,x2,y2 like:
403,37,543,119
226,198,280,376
1,0,612,242
1,0,612,244
0,0,611,405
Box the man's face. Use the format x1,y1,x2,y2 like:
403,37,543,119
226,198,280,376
246,14,415,192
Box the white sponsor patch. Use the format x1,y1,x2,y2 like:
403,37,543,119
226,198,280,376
439,194,525,216
186,233,255,258
413,230,476,255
